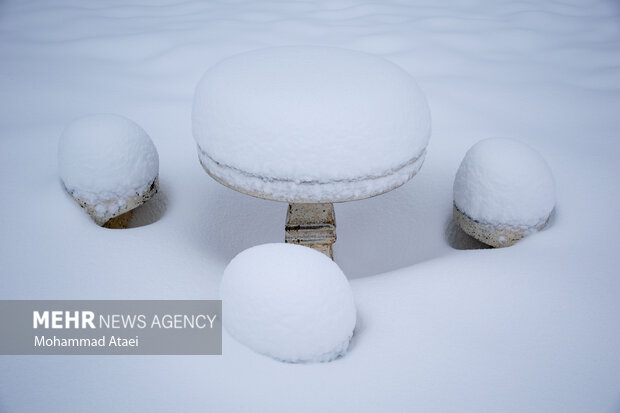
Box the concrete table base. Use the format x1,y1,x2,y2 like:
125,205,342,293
285,203,336,259
197,149,428,260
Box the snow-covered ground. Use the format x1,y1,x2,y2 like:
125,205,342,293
1,0,619,411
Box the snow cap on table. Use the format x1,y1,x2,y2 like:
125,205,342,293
454,137,555,228
220,243,356,363
193,46,431,201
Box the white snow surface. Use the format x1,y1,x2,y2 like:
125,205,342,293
220,243,356,363
193,46,431,199
454,138,555,228
58,114,159,213
1,0,620,412
198,144,426,202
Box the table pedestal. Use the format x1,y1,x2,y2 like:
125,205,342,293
285,203,336,259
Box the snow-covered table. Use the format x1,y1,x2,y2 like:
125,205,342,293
2,1,620,411
192,46,431,257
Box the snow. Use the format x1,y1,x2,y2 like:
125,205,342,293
58,114,159,222
220,243,356,363
193,46,431,202
198,146,425,203
1,0,619,412
453,138,555,228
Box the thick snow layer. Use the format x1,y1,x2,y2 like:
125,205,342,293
220,243,356,363
198,146,425,202
193,46,431,201
1,0,620,412
58,114,159,219
453,138,555,229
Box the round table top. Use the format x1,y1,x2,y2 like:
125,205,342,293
192,46,431,203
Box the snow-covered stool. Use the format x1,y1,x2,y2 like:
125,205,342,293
221,243,356,362
453,138,555,247
192,46,431,258
59,114,159,228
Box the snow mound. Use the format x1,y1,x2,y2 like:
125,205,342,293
193,46,431,202
220,243,356,363
453,138,555,229
58,114,159,224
